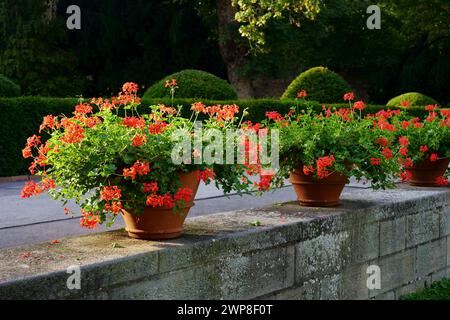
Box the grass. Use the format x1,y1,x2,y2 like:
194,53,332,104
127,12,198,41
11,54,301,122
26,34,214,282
401,279,450,300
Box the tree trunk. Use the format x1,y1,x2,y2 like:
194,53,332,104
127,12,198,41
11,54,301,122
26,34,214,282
216,0,254,98
45,0,59,22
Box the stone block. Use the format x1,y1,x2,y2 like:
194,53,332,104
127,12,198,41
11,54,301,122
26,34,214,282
406,212,439,247
416,239,447,278
369,249,416,297
380,217,406,256
108,245,295,300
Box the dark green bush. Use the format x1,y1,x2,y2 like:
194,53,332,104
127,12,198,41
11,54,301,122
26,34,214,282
143,69,237,100
387,92,439,107
281,66,352,103
401,278,450,300
0,75,21,97
0,96,436,177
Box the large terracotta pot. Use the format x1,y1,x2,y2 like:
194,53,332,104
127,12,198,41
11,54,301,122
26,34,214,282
121,170,200,240
408,157,449,187
290,168,349,207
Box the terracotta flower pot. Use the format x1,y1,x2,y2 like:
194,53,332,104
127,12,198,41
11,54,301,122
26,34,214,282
290,168,349,207
121,170,200,240
407,157,449,187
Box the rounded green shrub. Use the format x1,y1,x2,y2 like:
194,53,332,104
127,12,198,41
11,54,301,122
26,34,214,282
0,75,20,97
143,69,237,100
386,92,439,107
281,66,352,103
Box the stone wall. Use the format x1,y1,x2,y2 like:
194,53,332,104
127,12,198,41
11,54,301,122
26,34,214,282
0,185,449,300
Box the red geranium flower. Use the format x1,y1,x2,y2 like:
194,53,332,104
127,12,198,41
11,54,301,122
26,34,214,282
100,186,122,201
375,137,389,147
353,101,365,111
132,134,147,147
420,145,428,153
382,147,393,159
371,158,381,165
297,90,308,99
398,136,409,146
343,92,355,101
436,176,449,186
80,210,100,229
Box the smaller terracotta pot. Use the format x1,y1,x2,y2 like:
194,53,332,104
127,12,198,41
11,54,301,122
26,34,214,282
408,157,449,187
121,170,200,240
290,169,349,207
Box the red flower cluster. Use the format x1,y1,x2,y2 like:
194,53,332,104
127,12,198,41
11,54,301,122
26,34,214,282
401,171,412,182
297,90,308,99
255,173,274,191
21,178,55,198
199,168,215,182
400,101,411,107
132,134,147,147
316,155,335,179
148,122,167,135
343,92,355,101
353,101,365,111
303,165,315,176
266,111,284,122
74,103,93,115
122,116,145,129
436,176,449,186
375,137,389,147
382,147,393,159
203,105,239,121
123,160,151,180
191,102,206,113
425,104,438,112
80,210,100,229
165,79,177,88
39,115,56,133
174,188,193,202
420,145,428,153
104,201,123,214
60,120,84,144
146,194,174,208
143,182,159,193
430,153,439,162
122,82,139,94
398,136,409,146
371,158,381,165
100,186,122,201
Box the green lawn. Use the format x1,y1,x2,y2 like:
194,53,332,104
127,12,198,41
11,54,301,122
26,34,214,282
401,279,450,300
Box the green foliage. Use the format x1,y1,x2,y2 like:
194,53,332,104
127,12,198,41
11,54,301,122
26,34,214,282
0,96,439,177
232,0,321,48
281,67,352,103
143,70,238,100
387,92,439,107
393,107,450,166
401,279,450,300
0,75,20,97
268,104,403,190
0,0,86,96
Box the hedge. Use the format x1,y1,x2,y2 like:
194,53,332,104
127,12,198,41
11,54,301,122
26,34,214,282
143,69,238,100
281,66,352,103
0,75,21,97
0,97,439,177
387,92,439,107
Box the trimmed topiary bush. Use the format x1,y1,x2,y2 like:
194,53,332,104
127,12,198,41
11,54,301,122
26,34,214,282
143,69,237,100
0,75,20,97
281,66,352,103
387,92,439,107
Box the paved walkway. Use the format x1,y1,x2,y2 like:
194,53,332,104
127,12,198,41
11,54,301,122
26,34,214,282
0,178,371,249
